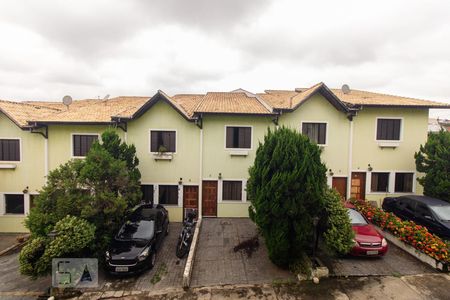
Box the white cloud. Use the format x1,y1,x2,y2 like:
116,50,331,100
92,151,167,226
0,0,448,117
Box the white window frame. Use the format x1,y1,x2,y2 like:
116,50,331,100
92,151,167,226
71,133,100,158
153,183,182,207
0,137,22,163
374,117,404,142
224,125,253,150
219,178,247,203
1,193,26,216
300,121,329,146
149,129,178,154
367,170,416,195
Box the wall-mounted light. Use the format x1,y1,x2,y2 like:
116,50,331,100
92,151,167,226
218,173,222,180
328,169,334,176
368,164,373,172
178,178,183,185
22,186,29,194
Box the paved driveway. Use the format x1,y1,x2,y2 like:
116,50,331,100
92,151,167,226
320,242,438,277
190,218,294,287
0,222,185,299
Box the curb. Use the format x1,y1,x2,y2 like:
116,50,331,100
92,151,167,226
375,225,448,272
182,217,202,288
0,235,29,257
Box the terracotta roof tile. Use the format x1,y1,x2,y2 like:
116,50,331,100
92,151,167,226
0,100,61,127
330,89,450,108
171,94,204,118
194,92,273,115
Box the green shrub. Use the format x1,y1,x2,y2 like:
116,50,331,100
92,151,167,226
20,216,95,277
247,127,327,268
323,189,354,255
19,237,47,278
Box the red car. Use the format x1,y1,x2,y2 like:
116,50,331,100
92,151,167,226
347,207,388,256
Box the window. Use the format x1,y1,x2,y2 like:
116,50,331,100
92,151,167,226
4,194,24,214
141,185,154,204
158,185,178,205
150,131,176,153
222,181,242,201
302,123,327,145
376,119,401,141
73,134,98,157
395,173,414,193
0,139,20,161
371,172,390,192
225,127,251,149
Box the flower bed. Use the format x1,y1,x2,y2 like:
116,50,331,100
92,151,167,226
349,198,450,264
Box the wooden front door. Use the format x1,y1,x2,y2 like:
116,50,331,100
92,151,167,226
332,177,347,199
202,181,217,217
183,185,199,217
351,172,366,200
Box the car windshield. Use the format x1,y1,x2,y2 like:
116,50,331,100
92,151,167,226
116,220,155,241
347,209,368,225
430,206,450,221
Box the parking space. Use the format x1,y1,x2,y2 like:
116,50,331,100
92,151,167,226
98,222,185,291
190,218,295,287
0,222,186,298
320,243,438,277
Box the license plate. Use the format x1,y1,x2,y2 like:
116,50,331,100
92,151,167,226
115,266,129,272
367,250,379,255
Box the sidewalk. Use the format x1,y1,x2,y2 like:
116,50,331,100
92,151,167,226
70,273,450,299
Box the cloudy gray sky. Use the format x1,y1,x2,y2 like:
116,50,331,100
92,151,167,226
1,0,449,117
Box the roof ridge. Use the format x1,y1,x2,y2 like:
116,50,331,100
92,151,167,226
0,99,62,112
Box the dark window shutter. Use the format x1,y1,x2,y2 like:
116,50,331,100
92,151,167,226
318,123,326,144
73,135,97,156
226,127,234,148
168,132,176,152
0,139,20,161
223,181,242,200
150,131,158,152
377,119,401,140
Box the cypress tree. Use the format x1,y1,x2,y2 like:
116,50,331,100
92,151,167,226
247,127,327,267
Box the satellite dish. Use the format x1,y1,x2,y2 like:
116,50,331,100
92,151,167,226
341,84,351,94
62,95,73,108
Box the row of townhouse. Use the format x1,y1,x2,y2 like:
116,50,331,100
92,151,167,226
0,82,449,232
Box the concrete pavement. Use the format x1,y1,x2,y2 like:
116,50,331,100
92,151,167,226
70,273,450,299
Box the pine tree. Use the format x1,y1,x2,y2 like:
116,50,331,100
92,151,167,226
247,127,327,267
415,130,450,202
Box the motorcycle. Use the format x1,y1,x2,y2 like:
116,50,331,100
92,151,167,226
176,211,197,258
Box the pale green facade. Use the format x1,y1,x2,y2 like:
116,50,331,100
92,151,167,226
0,94,433,232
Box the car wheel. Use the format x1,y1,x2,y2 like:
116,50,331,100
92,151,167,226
149,251,156,269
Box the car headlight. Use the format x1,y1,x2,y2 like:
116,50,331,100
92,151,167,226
138,247,150,261
381,238,387,247
352,239,359,246
105,251,111,261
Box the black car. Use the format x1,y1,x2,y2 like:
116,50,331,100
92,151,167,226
382,195,450,240
105,204,169,275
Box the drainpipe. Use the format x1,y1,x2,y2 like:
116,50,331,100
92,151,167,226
198,127,203,219
346,119,354,199
124,131,128,143
44,137,49,178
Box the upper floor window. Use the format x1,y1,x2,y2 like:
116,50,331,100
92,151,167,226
395,172,414,193
150,130,176,153
302,123,327,145
158,185,178,205
376,118,401,141
4,194,24,214
225,126,252,149
0,139,20,161
371,172,390,192
222,180,243,201
73,134,98,157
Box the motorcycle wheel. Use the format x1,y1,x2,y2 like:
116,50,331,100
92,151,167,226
176,239,189,258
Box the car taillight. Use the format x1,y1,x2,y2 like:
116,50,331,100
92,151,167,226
381,238,387,247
